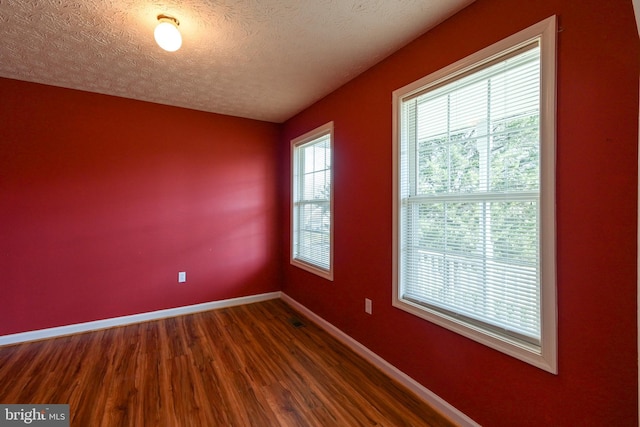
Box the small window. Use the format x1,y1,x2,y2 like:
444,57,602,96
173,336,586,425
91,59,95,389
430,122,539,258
291,122,334,280
392,17,557,372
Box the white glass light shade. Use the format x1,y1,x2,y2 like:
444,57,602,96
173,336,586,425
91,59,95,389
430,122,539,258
154,19,182,52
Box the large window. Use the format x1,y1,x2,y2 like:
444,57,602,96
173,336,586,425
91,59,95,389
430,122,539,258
393,17,556,372
291,122,334,280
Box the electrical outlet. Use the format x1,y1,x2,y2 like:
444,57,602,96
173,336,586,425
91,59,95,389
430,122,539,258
178,271,186,283
365,298,372,315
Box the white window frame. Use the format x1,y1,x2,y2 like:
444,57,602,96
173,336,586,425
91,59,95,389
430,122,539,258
291,122,334,280
392,17,557,373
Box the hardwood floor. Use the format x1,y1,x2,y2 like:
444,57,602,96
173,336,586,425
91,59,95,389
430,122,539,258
0,299,455,426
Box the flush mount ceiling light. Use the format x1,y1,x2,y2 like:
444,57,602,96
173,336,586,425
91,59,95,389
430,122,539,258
154,14,182,52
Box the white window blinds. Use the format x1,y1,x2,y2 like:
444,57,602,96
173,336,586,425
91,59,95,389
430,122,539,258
399,42,542,345
292,123,333,279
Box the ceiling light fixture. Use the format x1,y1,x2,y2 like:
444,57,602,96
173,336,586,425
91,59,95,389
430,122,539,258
154,14,182,52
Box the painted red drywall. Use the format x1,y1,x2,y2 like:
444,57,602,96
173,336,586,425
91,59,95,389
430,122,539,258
1,78,281,336
281,0,639,425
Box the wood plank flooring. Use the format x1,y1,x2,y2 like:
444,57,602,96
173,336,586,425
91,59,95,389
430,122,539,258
0,299,455,426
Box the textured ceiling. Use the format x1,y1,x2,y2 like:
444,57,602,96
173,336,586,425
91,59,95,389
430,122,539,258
0,0,474,123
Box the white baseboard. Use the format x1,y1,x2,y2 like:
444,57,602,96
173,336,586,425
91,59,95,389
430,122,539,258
281,293,480,427
0,291,282,346
2,290,478,426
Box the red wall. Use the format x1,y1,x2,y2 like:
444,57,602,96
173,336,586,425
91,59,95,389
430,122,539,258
1,78,281,336
281,0,639,425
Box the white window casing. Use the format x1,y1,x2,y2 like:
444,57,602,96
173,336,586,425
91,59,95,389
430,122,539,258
392,17,557,373
291,122,334,280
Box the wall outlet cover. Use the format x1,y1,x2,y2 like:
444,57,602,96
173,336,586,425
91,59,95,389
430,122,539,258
365,298,372,314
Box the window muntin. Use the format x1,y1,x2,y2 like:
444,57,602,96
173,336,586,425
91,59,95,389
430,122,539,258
291,122,334,280
393,17,556,372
